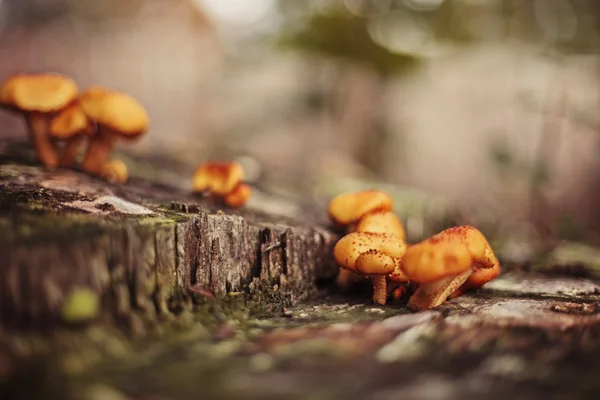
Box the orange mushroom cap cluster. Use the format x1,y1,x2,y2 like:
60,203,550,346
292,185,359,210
329,190,501,309
0,73,149,184
329,190,408,305
192,162,252,208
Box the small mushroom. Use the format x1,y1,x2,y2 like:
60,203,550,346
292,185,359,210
0,73,79,167
402,235,474,310
333,232,407,305
79,86,149,175
102,159,128,184
356,210,405,239
328,190,393,228
192,162,245,196
223,183,252,208
355,250,397,304
49,101,94,167
402,225,501,311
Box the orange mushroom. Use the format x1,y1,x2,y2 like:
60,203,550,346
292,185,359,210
333,232,407,305
49,101,94,167
328,190,393,228
102,159,128,184
401,225,501,310
0,73,79,168
192,162,252,208
193,162,244,196
79,86,149,175
328,190,406,290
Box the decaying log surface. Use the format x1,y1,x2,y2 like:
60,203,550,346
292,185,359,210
2,142,600,400
0,141,339,330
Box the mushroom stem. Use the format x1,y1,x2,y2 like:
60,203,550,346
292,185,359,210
372,275,387,305
59,136,85,168
25,113,59,168
82,127,116,175
408,268,473,311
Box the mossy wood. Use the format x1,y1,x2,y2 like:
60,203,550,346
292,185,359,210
0,142,339,329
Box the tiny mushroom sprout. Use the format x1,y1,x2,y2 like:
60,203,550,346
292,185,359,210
49,101,94,167
192,162,252,208
0,73,79,168
333,232,407,305
102,159,129,184
79,86,149,176
402,225,501,311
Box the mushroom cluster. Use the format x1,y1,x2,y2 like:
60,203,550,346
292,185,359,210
0,73,149,184
192,161,252,208
328,190,408,304
329,190,501,310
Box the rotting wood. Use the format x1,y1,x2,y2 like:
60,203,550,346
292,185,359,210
0,142,339,330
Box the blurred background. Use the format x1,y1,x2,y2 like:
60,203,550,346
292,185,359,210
0,0,599,260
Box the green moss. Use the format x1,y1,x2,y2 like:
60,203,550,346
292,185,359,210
61,288,100,323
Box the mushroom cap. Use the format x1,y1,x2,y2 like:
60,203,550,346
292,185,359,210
356,210,405,239
0,73,78,113
224,183,252,208
79,86,149,137
193,162,245,196
49,102,92,139
435,225,499,270
440,225,486,258
328,190,393,226
333,232,406,272
355,249,396,276
402,235,474,283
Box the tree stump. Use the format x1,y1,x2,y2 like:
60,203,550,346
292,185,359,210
0,142,339,330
